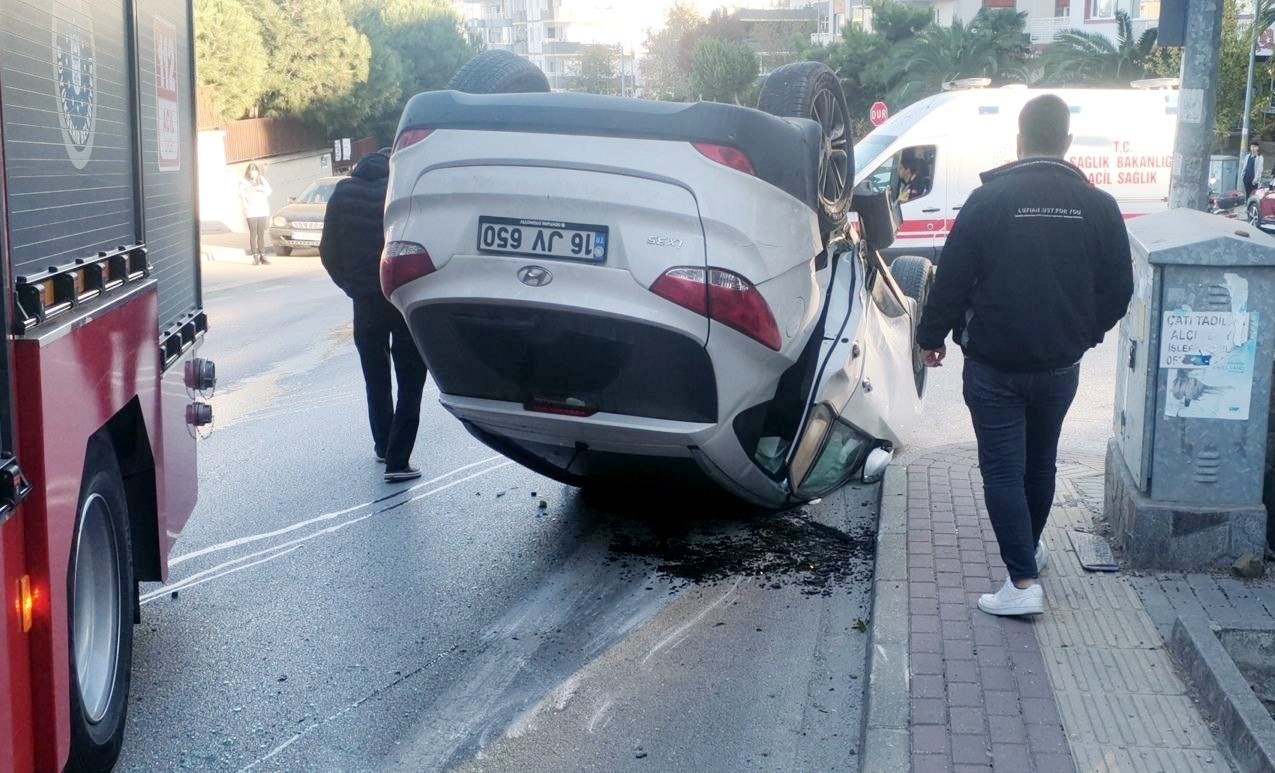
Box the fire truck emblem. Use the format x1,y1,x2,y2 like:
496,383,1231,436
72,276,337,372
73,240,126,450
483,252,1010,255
52,9,97,170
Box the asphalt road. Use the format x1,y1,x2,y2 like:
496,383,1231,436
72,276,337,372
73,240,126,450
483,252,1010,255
117,255,880,771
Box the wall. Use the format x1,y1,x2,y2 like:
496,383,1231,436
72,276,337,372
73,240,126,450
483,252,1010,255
197,129,334,233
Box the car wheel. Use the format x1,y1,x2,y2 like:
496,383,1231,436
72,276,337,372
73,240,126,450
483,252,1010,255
66,438,133,772
890,255,935,397
447,50,551,94
757,62,854,235
275,246,292,257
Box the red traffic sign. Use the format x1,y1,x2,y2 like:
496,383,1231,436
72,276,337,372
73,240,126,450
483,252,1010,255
870,101,889,127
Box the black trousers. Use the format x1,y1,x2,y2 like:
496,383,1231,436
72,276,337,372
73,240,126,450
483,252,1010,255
352,295,427,471
247,216,268,258
962,359,1079,583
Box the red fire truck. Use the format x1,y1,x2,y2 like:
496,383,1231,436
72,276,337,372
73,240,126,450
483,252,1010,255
0,0,211,769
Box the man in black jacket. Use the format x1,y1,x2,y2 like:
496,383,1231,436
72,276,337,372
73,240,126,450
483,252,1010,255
916,95,1133,616
320,152,427,482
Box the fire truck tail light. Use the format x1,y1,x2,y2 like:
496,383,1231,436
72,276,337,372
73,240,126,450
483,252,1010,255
17,575,34,633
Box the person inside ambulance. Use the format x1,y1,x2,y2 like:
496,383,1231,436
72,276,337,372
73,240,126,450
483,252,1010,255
898,157,932,203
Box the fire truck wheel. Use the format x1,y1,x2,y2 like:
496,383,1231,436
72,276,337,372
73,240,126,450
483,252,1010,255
66,438,134,772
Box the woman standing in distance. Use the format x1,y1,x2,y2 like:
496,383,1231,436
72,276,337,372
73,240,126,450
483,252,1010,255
239,162,273,265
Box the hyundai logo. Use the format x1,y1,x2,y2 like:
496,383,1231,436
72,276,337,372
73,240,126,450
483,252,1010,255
517,265,553,287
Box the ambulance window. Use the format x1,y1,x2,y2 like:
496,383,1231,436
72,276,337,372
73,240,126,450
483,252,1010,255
894,145,937,203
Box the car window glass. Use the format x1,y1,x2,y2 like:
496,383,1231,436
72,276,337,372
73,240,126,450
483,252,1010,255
866,155,897,195
794,418,870,498
298,182,338,204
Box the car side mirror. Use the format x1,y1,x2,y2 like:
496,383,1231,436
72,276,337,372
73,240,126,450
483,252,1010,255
851,181,901,251
862,446,894,484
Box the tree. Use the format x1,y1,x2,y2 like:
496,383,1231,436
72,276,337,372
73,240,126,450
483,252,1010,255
251,0,372,123
690,36,759,104
327,0,473,140
806,24,889,136
1039,12,1158,86
751,19,819,72
870,0,933,43
573,44,620,95
194,0,269,121
883,11,1029,105
642,2,703,100
1216,0,1275,145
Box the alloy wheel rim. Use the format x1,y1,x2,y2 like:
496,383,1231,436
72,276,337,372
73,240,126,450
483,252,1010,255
72,492,121,724
811,86,850,211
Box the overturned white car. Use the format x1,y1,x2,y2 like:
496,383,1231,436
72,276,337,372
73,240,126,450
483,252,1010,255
380,51,930,508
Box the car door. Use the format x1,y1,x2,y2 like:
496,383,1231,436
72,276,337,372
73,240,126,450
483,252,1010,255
785,240,925,501
865,144,942,260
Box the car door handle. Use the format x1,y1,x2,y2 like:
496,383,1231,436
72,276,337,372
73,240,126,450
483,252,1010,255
922,208,940,213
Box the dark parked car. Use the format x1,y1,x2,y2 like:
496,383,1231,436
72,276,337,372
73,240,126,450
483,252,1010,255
269,175,345,256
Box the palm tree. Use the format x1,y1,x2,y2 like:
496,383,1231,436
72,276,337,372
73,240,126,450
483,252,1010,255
883,11,1028,104
1039,12,1157,87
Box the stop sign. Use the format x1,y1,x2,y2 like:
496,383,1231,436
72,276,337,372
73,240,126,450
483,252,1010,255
870,101,889,127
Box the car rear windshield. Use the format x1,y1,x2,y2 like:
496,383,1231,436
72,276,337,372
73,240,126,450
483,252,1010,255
298,181,338,204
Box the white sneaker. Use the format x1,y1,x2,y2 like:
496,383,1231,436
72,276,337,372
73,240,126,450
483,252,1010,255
1035,543,1048,574
977,578,1044,617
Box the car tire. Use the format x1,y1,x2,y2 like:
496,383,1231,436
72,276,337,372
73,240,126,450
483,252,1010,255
890,255,935,397
447,50,551,94
66,438,134,773
757,62,854,235
275,246,292,257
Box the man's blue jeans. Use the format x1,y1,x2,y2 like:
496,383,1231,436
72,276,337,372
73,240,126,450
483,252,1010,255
962,359,1080,582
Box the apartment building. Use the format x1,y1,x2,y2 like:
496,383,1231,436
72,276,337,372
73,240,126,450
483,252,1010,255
807,0,1162,47
935,0,1163,45
453,0,640,91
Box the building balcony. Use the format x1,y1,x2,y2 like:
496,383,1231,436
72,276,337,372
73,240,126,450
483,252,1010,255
1028,14,1158,45
543,41,583,56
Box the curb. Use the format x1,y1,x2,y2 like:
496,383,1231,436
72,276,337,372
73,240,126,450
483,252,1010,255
1169,615,1275,773
860,465,910,772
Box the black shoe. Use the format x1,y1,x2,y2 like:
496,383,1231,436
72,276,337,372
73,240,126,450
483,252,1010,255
375,454,386,464
384,466,421,483
259,255,272,265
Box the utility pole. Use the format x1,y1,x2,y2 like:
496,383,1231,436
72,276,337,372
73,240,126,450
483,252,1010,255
1168,0,1225,210
1239,19,1260,190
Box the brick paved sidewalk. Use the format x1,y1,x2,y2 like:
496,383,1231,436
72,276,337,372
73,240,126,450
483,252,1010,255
862,445,1231,773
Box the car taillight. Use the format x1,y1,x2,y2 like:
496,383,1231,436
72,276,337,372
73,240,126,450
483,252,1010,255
692,143,755,176
394,128,434,154
380,241,436,298
650,266,781,350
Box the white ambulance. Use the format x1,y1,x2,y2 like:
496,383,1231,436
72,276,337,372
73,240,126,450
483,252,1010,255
854,82,1179,261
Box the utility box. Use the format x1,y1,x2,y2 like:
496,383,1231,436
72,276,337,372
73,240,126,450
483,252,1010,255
1209,154,1239,193
1106,209,1275,568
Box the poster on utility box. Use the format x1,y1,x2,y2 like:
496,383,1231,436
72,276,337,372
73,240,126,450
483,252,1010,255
1160,289,1259,421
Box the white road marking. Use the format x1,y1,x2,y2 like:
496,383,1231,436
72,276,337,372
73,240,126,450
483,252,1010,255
169,455,502,567
144,461,513,604
142,546,301,605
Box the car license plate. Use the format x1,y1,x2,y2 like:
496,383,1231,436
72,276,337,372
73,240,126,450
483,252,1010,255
291,231,320,243
477,217,608,263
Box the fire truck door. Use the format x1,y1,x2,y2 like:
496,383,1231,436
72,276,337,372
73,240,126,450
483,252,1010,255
0,151,35,771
